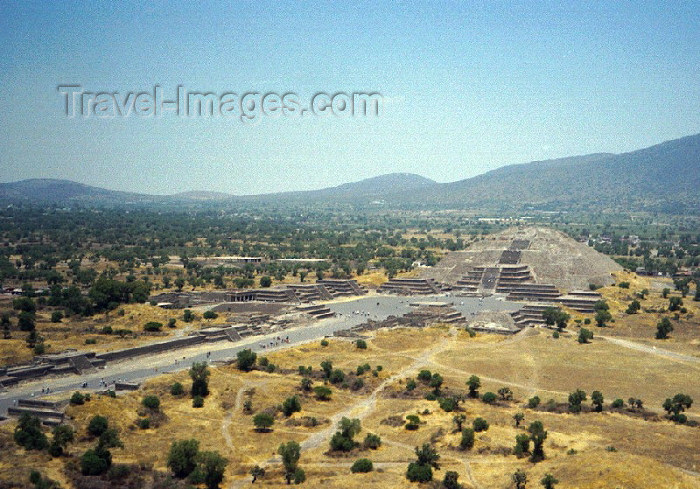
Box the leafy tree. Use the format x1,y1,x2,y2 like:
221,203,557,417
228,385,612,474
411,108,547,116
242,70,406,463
18,311,36,331
669,296,683,311
578,328,593,344
512,469,527,489
356,339,367,349
595,310,612,327
14,414,48,450
87,415,109,437
662,288,670,298
193,396,204,408
300,377,313,391
236,349,257,371
460,428,474,450
330,417,361,452
253,413,275,432
542,307,569,330
80,447,110,475
48,424,74,456
443,471,463,489
406,378,417,391
656,317,673,339
498,387,514,401
251,465,266,483
528,396,541,408
439,397,458,412
406,443,440,482
329,368,345,384
260,276,272,288
611,398,624,408
278,441,302,485
203,310,218,320
51,311,63,323
568,389,587,413
320,360,333,378
183,309,195,322
514,433,530,458
513,412,524,427
466,375,480,398
591,391,604,412
663,393,693,423
70,391,86,405
190,362,210,397
541,473,559,489
167,439,200,478
351,458,373,473
528,421,548,463
452,414,466,432
417,369,432,382
193,450,228,489
429,373,444,394
625,300,641,314
363,433,381,449
282,396,302,417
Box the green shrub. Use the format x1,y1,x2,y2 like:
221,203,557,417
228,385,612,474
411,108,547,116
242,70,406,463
611,398,624,408
142,395,160,411
406,462,432,482
282,396,302,417
314,386,332,401
351,458,373,473
13,414,48,450
87,415,108,437
356,339,367,349
138,418,151,429
51,311,63,323
405,415,420,430
202,311,218,320
460,427,475,450
144,321,162,332
363,433,381,449
192,396,204,408
528,396,540,408
170,382,184,396
320,339,329,347
481,392,497,404
472,417,489,432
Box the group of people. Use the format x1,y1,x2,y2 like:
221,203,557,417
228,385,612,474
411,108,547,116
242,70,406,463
260,336,290,349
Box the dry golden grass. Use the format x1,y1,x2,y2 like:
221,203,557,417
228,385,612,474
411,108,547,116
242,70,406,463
1,325,698,488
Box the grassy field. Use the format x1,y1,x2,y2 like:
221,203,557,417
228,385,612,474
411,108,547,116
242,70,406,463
1,319,698,489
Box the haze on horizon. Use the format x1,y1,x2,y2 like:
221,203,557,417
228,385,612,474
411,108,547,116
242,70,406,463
0,1,698,195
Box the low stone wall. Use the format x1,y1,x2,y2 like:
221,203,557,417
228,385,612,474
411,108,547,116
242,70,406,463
95,335,206,362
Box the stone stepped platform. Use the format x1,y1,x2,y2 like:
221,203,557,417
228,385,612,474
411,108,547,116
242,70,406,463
8,405,65,425
511,304,553,327
378,278,443,295
554,290,602,313
296,304,335,319
317,279,367,296
506,284,561,302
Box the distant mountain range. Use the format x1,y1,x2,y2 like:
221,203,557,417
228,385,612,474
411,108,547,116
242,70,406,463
2,133,698,213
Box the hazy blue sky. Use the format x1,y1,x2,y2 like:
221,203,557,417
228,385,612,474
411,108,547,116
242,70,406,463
1,1,698,195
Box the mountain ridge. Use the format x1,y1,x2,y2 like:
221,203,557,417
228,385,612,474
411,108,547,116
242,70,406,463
1,133,698,213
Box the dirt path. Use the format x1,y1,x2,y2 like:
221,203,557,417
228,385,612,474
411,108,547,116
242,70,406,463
227,328,460,488
599,336,700,365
